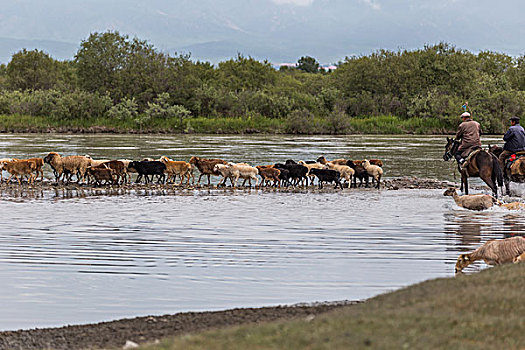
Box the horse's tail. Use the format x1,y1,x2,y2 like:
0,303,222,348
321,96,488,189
491,153,504,187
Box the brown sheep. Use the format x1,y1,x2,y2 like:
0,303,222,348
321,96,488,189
316,156,347,166
86,167,116,186
160,156,192,185
44,152,92,183
189,156,227,186
443,188,496,211
3,160,37,184
455,236,525,273
97,160,127,185
353,159,384,167
23,158,45,182
0,158,14,182
256,166,281,188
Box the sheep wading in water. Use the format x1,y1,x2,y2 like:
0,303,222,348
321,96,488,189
443,187,497,211
455,236,525,273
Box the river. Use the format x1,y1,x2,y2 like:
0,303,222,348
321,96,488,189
0,134,523,331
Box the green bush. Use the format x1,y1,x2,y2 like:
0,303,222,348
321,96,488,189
107,97,139,120
285,108,317,134
51,90,112,120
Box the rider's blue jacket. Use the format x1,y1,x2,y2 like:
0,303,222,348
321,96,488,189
503,124,525,152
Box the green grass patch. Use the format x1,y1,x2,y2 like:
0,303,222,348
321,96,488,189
140,263,525,350
0,114,455,134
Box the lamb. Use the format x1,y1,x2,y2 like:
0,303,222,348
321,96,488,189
443,188,497,211
361,159,383,189
346,160,369,188
160,156,192,185
455,236,525,273
189,156,228,186
309,168,343,189
3,159,37,184
86,167,116,186
97,160,127,185
325,163,354,186
43,152,92,183
256,166,281,188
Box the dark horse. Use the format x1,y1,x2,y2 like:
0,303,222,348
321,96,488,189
443,137,503,197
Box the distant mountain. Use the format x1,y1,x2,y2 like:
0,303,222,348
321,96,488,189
0,37,78,63
0,0,523,65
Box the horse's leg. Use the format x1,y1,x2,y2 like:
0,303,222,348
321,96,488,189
504,175,511,196
462,172,468,195
480,169,497,198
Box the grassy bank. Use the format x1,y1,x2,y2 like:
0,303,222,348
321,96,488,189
142,263,525,350
0,114,455,134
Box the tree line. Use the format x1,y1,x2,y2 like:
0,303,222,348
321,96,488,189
0,31,524,134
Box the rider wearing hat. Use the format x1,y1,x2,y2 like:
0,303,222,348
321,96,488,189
498,116,525,169
455,111,481,165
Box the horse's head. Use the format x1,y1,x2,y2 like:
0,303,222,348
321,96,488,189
443,137,459,161
488,144,503,157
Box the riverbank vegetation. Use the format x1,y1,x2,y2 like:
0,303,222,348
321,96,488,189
0,32,524,134
142,263,525,350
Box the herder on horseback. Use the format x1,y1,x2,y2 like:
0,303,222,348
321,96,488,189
443,102,503,197
498,116,525,170
454,108,481,166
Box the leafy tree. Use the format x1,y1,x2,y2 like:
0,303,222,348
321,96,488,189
6,49,59,90
75,31,170,106
217,54,276,92
296,56,320,73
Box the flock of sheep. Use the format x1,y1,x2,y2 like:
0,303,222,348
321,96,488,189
0,153,385,189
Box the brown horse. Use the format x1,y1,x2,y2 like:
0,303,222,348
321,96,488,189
443,137,503,197
489,145,525,195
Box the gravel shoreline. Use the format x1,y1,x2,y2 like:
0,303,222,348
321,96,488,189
0,301,358,350
0,176,464,195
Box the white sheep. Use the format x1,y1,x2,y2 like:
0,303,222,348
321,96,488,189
361,159,383,189
214,163,259,187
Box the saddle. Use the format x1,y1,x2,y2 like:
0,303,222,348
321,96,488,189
505,151,525,170
461,147,483,170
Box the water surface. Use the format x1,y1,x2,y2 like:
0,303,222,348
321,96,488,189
0,134,522,331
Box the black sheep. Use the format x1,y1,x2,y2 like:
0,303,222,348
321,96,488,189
128,161,166,184
309,168,343,189
346,160,369,188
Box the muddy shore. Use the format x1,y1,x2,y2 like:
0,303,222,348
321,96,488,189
0,301,357,350
0,176,463,195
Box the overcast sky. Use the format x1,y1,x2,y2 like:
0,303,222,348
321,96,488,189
0,0,523,64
